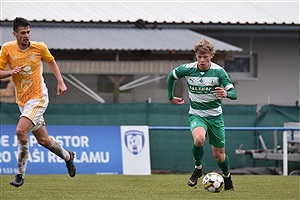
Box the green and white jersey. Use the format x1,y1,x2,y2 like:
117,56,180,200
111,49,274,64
172,61,234,117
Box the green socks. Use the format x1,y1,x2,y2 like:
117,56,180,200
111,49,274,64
192,144,204,166
218,155,230,176
192,143,231,177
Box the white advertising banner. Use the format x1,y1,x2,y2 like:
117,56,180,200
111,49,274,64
121,126,151,175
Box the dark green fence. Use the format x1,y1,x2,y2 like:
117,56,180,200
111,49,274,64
1,103,299,173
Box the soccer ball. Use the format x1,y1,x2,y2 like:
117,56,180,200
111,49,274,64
202,172,224,193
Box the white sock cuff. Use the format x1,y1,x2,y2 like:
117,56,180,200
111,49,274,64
223,172,231,178
195,165,202,169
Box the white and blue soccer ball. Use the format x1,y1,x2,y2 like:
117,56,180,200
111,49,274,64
202,172,224,193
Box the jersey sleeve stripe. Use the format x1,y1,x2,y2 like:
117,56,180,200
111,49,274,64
172,69,179,79
224,84,234,91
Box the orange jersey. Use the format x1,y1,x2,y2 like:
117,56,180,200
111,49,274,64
0,40,54,106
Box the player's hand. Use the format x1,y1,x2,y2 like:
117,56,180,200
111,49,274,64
170,97,184,105
214,87,227,99
11,64,25,75
57,82,67,95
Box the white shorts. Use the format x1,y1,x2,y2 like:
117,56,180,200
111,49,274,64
18,96,49,132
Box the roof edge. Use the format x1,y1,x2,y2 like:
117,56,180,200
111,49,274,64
1,19,299,27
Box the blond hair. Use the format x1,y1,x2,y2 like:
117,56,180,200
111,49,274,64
194,38,215,55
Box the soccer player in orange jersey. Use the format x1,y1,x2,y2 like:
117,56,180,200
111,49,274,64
0,17,76,187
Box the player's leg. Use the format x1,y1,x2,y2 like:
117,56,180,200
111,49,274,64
32,125,76,177
209,115,234,191
188,115,207,187
10,116,33,187
212,146,234,191
29,97,76,177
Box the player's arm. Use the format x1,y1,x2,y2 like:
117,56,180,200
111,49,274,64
167,71,176,100
0,69,13,79
167,67,185,105
47,60,67,95
0,46,24,79
41,42,67,95
226,88,238,100
214,87,237,100
215,69,238,100
0,66,24,79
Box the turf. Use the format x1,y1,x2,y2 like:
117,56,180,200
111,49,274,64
1,174,299,199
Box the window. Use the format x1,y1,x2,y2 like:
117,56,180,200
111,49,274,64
224,57,250,72
221,54,257,79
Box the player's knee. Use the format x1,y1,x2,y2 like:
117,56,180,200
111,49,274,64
214,153,225,163
215,156,224,163
16,127,28,139
192,127,206,146
194,136,205,146
37,136,51,147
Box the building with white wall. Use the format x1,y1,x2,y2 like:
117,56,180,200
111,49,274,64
1,1,299,105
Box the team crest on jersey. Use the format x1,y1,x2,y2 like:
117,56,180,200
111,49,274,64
30,54,36,61
124,130,145,155
20,66,32,76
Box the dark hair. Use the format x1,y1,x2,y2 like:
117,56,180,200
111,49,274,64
13,17,30,32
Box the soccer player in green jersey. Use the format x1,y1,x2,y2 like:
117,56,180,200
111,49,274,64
167,38,237,191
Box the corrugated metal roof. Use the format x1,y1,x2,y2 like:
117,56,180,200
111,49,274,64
1,26,242,51
1,1,298,24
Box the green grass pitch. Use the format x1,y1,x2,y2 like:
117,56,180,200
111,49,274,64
1,174,299,199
